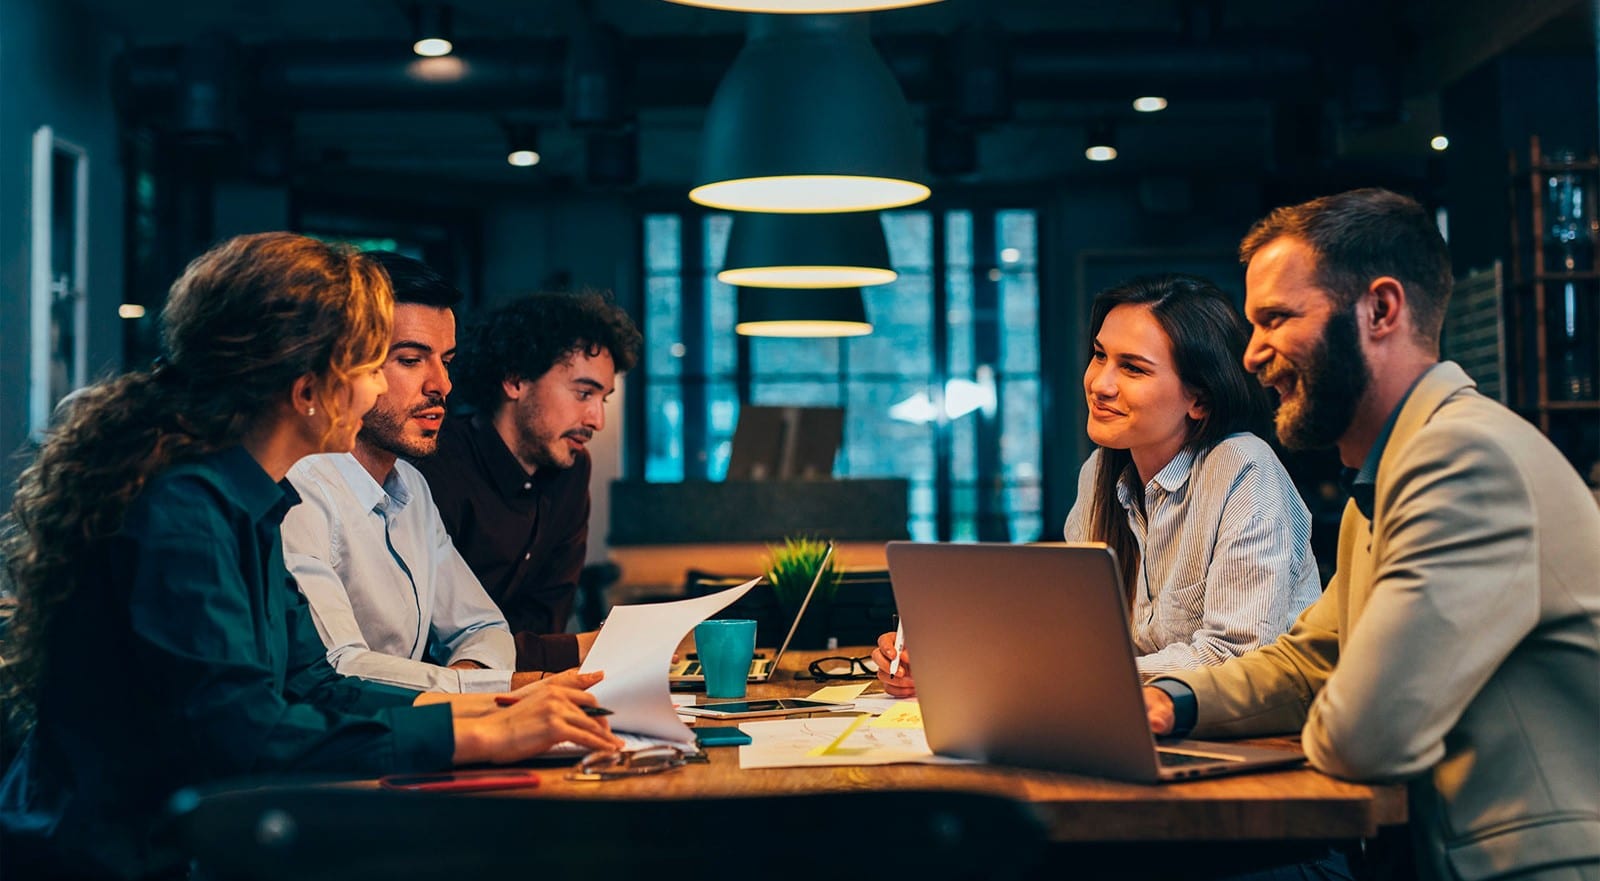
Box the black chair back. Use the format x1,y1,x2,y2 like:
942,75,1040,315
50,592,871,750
173,783,1048,880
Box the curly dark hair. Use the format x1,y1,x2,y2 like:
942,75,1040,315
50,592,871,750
453,290,641,412
0,233,392,704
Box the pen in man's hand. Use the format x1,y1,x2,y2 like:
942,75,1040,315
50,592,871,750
888,618,906,676
495,695,613,716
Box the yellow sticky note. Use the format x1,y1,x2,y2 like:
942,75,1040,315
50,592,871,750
870,700,924,729
807,683,870,704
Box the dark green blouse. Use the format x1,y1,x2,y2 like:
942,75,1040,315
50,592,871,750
0,446,454,879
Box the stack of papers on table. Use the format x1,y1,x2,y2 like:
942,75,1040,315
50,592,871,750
576,578,760,744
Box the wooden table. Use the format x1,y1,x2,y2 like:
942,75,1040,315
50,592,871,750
530,649,1408,844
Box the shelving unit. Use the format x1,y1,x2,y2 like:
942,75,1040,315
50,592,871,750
1506,136,1600,479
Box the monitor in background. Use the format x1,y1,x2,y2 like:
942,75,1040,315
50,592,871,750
726,406,844,481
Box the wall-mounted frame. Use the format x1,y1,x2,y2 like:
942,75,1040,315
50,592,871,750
30,125,90,439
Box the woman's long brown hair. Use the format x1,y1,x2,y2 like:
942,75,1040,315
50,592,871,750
1,233,392,705
1084,274,1271,608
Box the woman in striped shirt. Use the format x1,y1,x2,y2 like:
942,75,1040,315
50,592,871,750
876,274,1321,692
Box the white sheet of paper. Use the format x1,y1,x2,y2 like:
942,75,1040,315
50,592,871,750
735,716,974,769
579,578,760,742
845,695,909,717
543,732,687,759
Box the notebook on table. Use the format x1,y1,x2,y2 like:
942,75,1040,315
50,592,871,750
668,542,834,685
884,541,1305,783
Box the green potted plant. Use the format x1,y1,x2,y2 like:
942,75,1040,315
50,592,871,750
763,537,841,650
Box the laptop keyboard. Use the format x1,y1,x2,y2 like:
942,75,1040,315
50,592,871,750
676,659,771,677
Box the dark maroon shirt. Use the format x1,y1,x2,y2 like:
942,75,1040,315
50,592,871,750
413,412,587,672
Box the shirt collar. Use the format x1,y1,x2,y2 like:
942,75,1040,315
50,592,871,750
469,412,542,497
1114,444,1198,510
328,452,411,513
1339,373,1426,520
208,445,301,525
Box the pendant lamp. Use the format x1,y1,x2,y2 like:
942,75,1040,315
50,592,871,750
720,211,896,288
736,287,873,337
691,15,929,214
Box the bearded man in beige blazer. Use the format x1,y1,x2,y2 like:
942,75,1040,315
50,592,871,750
1143,188,1600,881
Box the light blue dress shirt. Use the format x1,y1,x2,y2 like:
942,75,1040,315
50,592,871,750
1063,433,1322,676
282,453,516,692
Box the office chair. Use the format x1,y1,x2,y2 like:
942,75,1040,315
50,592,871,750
171,782,1048,880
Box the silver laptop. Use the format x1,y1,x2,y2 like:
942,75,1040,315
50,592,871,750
669,542,834,684
885,541,1305,783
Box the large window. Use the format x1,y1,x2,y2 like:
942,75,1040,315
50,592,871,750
638,207,1042,542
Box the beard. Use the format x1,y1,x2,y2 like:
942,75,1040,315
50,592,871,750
1265,306,1371,450
357,395,445,459
515,424,593,471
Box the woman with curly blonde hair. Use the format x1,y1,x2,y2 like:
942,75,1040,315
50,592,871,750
0,233,620,879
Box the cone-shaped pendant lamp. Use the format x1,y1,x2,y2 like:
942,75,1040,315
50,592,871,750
736,287,872,337
720,211,896,288
691,15,929,214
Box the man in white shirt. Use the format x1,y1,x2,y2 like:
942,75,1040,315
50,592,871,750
282,252,534,693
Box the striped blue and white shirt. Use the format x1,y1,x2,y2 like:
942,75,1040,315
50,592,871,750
1064,433,1322,677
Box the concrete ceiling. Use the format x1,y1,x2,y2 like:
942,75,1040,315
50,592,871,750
79,0,1594,192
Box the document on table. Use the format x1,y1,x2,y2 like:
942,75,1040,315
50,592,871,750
579,578,760,743
736,715,973,769
543,732,688,759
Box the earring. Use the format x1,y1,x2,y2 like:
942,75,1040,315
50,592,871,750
307,406,316,417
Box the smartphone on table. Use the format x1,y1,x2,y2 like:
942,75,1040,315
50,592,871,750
678,698,851,720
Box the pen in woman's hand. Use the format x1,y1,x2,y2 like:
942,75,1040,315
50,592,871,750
888,619,906,676
495,695,613,716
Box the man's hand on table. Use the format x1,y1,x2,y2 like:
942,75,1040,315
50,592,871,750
1143,686,1175,735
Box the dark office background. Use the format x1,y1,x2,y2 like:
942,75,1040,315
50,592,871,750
1,0,1595,560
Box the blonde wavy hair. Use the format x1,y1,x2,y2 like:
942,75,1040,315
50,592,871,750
1,232,393,703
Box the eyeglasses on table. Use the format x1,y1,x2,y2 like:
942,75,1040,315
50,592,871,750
807,655,879,681
566,745,691,782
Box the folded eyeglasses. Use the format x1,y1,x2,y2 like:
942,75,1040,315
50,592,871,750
566,745,691,782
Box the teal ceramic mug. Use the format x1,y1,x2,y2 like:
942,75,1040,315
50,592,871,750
694,619,757,699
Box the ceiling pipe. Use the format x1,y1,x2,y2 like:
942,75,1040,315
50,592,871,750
116,33,1318,118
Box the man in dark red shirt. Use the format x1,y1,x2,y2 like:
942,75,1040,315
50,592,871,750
415,292,641,672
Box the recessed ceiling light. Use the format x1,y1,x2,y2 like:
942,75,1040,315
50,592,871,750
410,4,454,57
504,122,540,167
412,37,453,57
1085,119,1117,162
1132,96,1168,113
1430,135,1449,152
